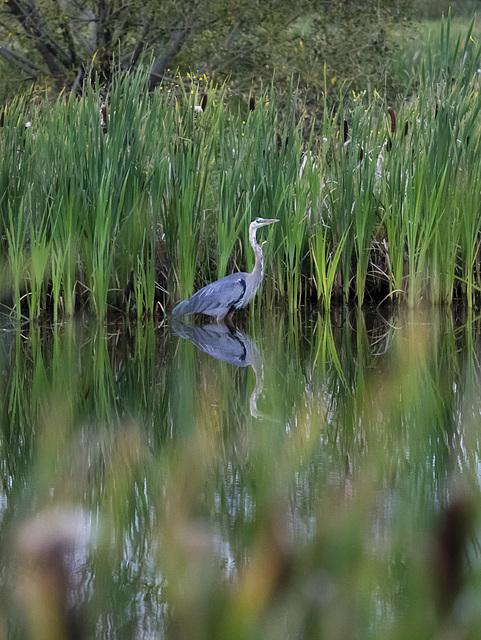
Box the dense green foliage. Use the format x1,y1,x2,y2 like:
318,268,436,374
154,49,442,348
0,0,412,110
1,16,481,320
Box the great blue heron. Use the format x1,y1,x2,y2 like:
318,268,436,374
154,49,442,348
172,217,278,324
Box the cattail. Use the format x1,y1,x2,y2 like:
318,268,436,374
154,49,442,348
249,96,256,111
343,119,349,143
100,105,108,135
17,510,85,640
404,120,409,137
359,147,364,161
435,102,439,119
276,133,288,153
433,494,472,615
200,93,207,111
0,110,4,127
387,106,396,133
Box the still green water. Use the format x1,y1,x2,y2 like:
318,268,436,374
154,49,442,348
1,307,481,639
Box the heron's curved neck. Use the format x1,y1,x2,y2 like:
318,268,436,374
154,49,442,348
249,225,264,281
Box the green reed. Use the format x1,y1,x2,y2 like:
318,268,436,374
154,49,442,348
216,172,247,281
27,208,50,321
351,109,383,306
311,222,350,315
5,200,28,320
51,198,79,321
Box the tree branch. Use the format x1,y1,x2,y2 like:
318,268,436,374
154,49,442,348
0,42,41,75
5,0,73,77
149,22,191,90
129,14,150,68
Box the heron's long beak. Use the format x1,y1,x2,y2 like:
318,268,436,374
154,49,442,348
258,218,279,226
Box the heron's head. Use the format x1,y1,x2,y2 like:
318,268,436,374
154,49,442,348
251,217,279,230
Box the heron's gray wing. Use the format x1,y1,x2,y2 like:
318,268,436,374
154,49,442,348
172,273,247,318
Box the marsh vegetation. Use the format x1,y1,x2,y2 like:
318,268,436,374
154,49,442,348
1,19,481,322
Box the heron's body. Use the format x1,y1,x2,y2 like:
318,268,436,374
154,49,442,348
172,217,278,324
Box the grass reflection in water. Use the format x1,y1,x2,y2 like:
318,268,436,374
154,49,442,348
1,307,481,639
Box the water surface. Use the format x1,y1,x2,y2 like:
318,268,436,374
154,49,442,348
1,306,481,638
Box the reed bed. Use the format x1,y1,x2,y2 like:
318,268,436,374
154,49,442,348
1,18,481,320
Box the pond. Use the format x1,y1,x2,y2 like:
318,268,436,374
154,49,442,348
1,306,481,639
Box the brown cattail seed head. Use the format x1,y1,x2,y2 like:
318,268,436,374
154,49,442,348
387,106,396,133
101,105,108,134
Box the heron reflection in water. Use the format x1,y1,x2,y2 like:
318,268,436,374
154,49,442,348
172,320,267,419
172,217,278,325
